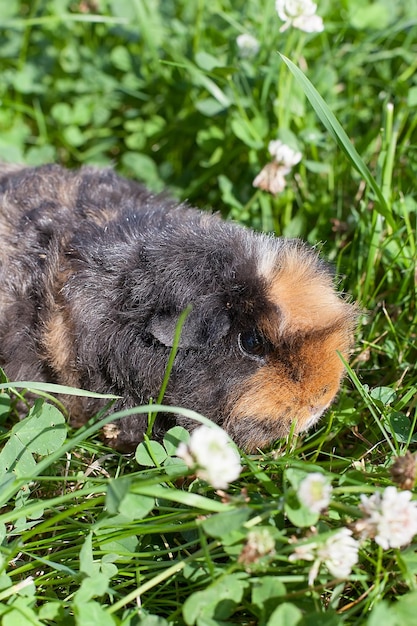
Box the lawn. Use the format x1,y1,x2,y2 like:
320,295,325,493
0,0,416,624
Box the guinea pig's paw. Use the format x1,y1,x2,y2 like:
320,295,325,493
102,420,141,453
102,423,122,445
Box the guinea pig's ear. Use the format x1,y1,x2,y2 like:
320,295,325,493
148,304,230,349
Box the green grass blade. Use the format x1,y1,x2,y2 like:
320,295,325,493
0,381,120,399
153,305,193,410
279,54,395,229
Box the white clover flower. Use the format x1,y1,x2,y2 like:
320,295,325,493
289,528,359,585
317,529,359,580
253,162,288,195
288,541,321,586
288,540,316,563
358,486,417,549
298,472,332,514
176,425,242,490
238,528,276,566
236,33,260,58
276,0,324,33
246,528,276,557
268,140,302,167
253,140,302,195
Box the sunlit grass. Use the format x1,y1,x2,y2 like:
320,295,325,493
0,1,416,624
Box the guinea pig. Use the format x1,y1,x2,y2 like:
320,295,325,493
0,163,357,452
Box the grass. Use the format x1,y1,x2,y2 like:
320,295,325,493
0,0,417,624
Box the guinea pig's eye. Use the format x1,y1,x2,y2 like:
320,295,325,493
238,329,269,359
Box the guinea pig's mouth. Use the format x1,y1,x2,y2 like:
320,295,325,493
223,414,291,452
224,405,329,453
301,409,327,431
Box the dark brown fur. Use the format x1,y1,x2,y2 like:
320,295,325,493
0,164,357,451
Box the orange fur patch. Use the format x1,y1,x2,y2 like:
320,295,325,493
267,245,352,336
42,310,79,387
42,309,95,427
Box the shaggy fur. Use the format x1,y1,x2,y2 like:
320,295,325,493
0,164,357,451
